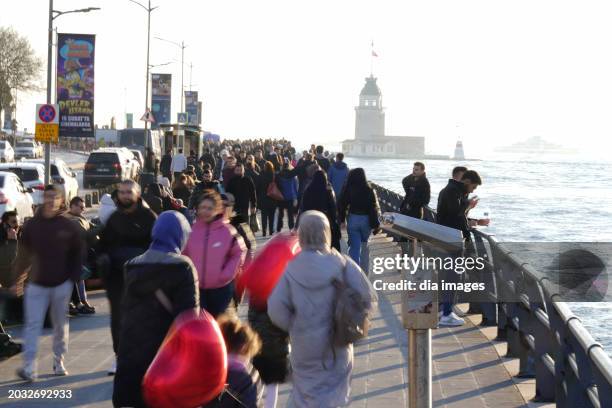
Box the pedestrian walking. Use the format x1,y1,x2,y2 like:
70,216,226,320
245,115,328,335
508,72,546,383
327,152,349,201
113,211,199,408
338,168,381,272
298,170,341,251
98,180,157,375
14,185,85,381
159,149,173,181
267,211,376,407
171,148,188,182
276,159,298,232
183,189,246,318
257,162,277,237
226,163,257,224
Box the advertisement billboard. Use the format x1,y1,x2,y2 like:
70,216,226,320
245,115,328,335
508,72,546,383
56,33,95,138
151,73,171,129
185,90,198,126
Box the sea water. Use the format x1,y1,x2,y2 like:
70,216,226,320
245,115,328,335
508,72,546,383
344,153,612,354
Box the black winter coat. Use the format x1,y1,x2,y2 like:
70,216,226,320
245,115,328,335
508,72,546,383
227,176,257,218
401,174,431,219
299,186,341,251
112,250,199,408
99,200,157,281
159,154,172,177
436,179,471,239
338,184,381,229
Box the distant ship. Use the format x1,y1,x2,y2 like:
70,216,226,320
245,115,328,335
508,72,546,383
495,136,578,155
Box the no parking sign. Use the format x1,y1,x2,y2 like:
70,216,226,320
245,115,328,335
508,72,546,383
35,104,59,143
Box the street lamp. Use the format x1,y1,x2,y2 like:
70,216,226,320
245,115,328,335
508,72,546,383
128,0,158,150
154,37,187,112
45,0,100,185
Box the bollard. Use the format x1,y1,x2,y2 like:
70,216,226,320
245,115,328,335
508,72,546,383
409,329,432,408
92,191,99,205
85,194,92,208
380,213,464,408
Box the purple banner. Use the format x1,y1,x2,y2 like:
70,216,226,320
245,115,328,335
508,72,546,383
56,33,95,138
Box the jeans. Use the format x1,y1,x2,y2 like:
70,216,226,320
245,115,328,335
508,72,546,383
347,213,371,271
200,282,235,318
276,200,296,232
23,280,73,371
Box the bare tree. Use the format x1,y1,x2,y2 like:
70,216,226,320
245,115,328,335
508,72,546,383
0,27,43,125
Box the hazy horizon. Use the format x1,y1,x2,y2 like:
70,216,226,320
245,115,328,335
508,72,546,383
2,0,612,161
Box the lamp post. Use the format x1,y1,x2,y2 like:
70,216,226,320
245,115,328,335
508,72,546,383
45,1,100,185
154,37,187,112
128,0,158,150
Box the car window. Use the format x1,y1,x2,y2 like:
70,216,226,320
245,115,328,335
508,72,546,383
0,175,4,188
16,142,34,147
50,164,59,176
0,141,5,149
8,168,40,182
87,152,119,163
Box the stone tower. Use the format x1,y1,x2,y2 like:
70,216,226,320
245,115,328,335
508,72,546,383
355,75,385,140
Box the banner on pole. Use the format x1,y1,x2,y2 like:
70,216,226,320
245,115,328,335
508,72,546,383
185,91,198,126
151,73,171,129
56,33,95,138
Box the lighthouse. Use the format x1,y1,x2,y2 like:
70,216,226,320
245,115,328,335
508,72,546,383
453,140,465,160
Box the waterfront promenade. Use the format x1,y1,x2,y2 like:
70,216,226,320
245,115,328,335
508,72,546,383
0,231,545,407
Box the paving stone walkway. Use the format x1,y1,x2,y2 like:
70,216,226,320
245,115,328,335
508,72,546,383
0,233,531,407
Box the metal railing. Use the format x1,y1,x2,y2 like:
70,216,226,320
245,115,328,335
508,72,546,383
371,182,612,408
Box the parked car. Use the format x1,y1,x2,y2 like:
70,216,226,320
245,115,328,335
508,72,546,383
0,163,45,207
30,159,79,204
0,171,34,219
0,141,15,163
14,140,41,159
130,149,144,169
83,148,135,188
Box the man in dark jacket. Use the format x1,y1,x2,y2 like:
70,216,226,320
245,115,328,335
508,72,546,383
436,169,482,327
314,145,330,172
227,163,257,223
144,148,159,176
189,169,222,209
401,162,431,219
200,148,216,171
113,211,198,408
159,149,173,181
99,179,157,375
14,185,84,381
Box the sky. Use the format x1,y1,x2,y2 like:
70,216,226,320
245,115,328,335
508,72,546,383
2,0,612,157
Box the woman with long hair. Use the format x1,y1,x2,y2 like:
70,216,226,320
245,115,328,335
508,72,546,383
298,170,341,251
183,189,246,317
338,168,381,271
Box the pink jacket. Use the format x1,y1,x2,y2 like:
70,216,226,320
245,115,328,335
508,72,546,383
183,216,246,289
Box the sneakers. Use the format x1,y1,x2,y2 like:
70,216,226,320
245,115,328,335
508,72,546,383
68,303,79,316
53,359,68,376
108,357,117,376
0,334,22,358
77,304,96,314
16,367,35,382
439,312,465,327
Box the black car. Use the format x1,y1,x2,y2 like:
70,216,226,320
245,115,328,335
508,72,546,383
83,149,133,188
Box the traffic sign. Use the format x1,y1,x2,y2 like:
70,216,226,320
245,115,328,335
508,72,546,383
141,109,155,123
177,112,188,124
35,104,59,143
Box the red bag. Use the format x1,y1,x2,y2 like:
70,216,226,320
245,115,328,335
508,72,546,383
266,177,284,201
142,309,227,408
236,232,300,310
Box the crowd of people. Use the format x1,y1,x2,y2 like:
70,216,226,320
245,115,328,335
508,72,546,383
0,137,490,407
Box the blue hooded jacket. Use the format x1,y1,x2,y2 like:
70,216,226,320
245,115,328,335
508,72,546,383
328,161,349,198
150,211,192,254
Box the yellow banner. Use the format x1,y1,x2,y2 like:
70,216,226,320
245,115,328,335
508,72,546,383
35,123,59,143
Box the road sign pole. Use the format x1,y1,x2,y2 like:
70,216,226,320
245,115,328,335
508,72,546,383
44,0,53,185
